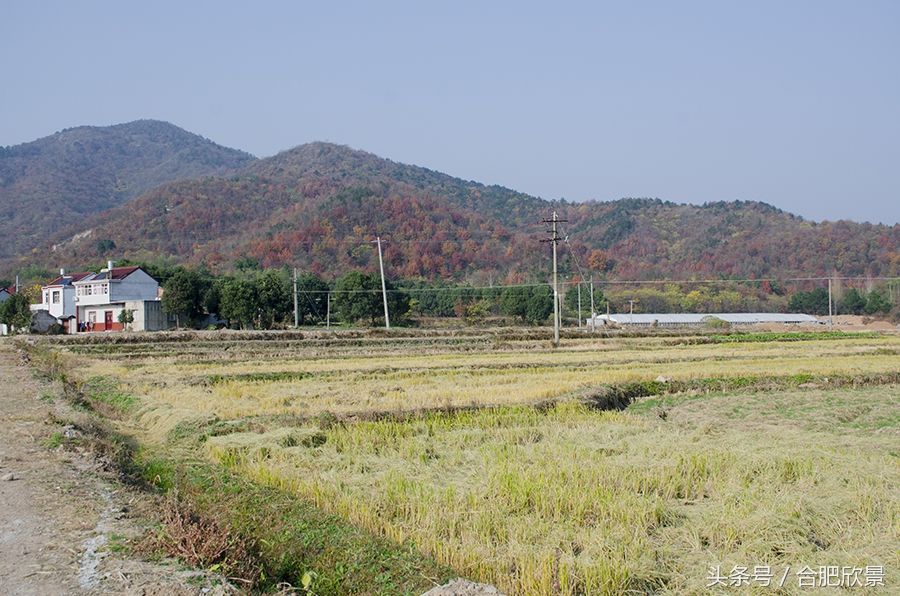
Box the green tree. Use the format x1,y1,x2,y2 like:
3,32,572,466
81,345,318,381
0,293,32,333
161,269,205,327
462,299,491,324
525,285,553,324
117,309,135,330
256,269,292,329
333,271,379,325
500,285,553,325
203,282,221,317
96,239,117,253
788,288,829,315
840,288,866,315
386,281,410,324
332,271,408,326
217,277,258,329
296,273,330,325
864,290,891,315
234,257,261,272
499,286,529,321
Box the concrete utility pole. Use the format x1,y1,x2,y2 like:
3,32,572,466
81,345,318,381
376,236,390,329
589,275,595,332
577,282,582,329
541,211,566,347
326,292,331,330
629,299,635,325
293,268,299,328
828,278,833,327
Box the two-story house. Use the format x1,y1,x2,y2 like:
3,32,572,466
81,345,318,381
73,262,172,332
31,270,92,331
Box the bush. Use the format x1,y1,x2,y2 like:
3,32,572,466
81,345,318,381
864,290,891,315
704,316,730,330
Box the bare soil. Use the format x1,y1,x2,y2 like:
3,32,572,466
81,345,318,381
0,340,231,595
421,578,504,595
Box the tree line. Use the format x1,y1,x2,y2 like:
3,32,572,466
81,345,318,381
787,287,893,316
2,262,896,333
158,265,564,329
153,267,900,328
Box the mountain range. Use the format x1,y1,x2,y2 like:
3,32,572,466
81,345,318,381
0,120,254,259
2,120,898,283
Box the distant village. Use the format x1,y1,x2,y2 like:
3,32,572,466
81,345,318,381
0,261,174,335
0,259,836,336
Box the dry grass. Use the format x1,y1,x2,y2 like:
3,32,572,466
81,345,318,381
71,335,900,440
140,492,261,585
39,331,900,594
206,387,899,595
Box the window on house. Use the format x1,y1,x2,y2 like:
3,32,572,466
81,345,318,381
88,311,96,323
52,291,60,304
101,283,108,294
86,285,92,296
44,292,49,303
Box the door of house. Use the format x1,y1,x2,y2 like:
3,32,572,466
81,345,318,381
104,311,113,330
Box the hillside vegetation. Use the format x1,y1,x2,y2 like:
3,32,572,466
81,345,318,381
0,120,255,258
37,143,899,282
4,129,898,284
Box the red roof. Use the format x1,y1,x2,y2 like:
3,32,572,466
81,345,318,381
108,266,141,280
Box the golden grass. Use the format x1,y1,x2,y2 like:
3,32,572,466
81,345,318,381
73,335,900,440
48,332,900,594
205,387,899,595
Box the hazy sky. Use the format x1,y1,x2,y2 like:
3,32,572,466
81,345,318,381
3,1,898,224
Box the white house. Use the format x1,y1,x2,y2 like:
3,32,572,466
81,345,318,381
0,287,11,336
31,269,92,332
73,262,173,332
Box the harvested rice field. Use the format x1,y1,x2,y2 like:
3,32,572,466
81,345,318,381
26,329,900,594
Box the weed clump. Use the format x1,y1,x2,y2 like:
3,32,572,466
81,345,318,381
141,493,261,584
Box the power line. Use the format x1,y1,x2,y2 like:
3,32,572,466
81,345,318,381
291,275,900,296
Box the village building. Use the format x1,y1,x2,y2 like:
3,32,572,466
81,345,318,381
588,312,820,327
0,286,11,336
72,262,173,332
30,270,92,333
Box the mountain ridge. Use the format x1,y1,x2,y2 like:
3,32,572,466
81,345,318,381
0,119,256,258
26,141,899,283
2,124,897,282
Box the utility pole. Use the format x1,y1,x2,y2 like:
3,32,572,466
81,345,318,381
375,236,390,329
293,268,299,328
589,275,595,332
828,278,833,327
577,281,582,329
629,299,635,325
326,292,331,330
541,211,566,347
15,275,19,294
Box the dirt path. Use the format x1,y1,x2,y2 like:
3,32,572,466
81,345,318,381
0,340,229,595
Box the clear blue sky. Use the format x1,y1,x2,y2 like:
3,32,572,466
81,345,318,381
3,1,898,223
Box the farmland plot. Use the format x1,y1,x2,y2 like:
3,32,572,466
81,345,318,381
35,330,900,594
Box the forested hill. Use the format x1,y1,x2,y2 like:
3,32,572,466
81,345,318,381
0,120,255,258
10,140,900,282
